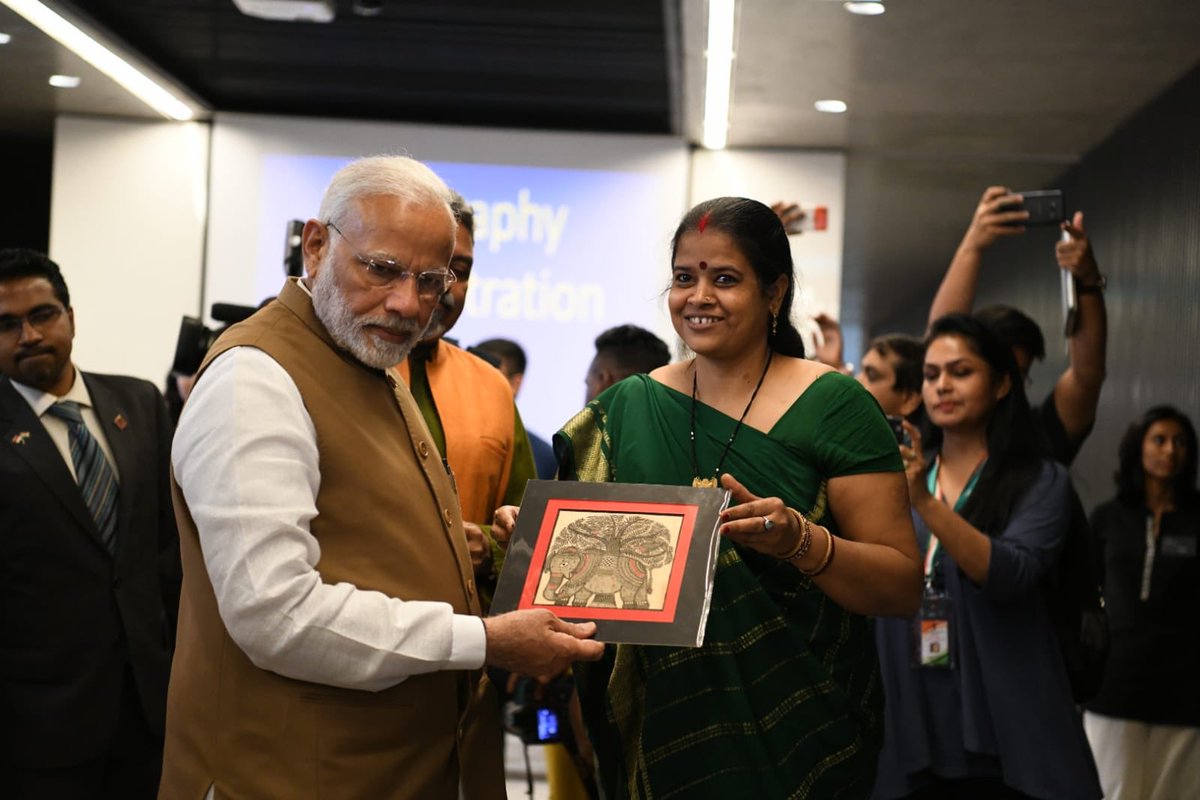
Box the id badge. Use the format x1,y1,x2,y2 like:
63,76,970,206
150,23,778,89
911,588,953,669
1160,534,1198,558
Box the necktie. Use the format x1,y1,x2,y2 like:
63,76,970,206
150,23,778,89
46,401,119,553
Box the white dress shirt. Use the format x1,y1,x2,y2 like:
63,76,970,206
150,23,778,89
11,367,120,483
172,346,487,692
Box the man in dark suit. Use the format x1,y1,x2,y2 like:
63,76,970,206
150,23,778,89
0,249,180,798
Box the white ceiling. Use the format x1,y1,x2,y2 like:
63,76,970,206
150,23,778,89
682,0,1200,330
706,0,1200,154
0,4,198,132
4,0,1200,333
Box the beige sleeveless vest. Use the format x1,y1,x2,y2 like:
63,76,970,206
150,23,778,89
160,278,502,800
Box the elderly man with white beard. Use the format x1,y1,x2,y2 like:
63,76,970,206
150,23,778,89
161,156,602,800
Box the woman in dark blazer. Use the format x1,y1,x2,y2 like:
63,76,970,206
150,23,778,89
872,314,1100,800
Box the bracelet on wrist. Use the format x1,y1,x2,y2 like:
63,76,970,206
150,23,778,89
1075,273,1106,293
798,526,836,577
777,507,811,561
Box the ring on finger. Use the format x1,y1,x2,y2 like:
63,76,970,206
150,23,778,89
762,515,775,532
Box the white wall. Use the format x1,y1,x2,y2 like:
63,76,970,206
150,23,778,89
205,113,690,432
50,115,209,386
689,149,847,353
46,112,847,425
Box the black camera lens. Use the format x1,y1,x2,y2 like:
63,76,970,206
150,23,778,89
171,317,214,376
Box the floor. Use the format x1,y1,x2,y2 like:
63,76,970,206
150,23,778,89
503,733,551,799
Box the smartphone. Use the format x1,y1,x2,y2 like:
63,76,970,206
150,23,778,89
1006,189,1066,227
1061,228,1079,339
886,415,908,446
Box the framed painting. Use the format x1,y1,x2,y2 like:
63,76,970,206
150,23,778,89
490,480,730,646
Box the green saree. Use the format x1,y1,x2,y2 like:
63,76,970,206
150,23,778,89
556,372,902,800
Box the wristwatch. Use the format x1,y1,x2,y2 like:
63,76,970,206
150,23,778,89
1076,273,1106,294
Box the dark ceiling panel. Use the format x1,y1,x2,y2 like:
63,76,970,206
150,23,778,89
67,0,674,132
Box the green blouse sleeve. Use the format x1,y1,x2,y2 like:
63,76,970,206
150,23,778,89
811,373,904,477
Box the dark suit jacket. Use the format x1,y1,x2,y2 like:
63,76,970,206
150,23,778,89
0,372,181,769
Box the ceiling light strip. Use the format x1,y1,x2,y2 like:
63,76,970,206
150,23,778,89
1,0,196,120
814,99,848,114
844,1,885,16
701,0,736,150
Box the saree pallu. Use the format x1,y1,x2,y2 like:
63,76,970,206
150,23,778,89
556,373,902,800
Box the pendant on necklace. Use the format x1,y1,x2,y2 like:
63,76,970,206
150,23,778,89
692,476,719,489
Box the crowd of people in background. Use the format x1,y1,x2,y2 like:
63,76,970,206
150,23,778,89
1,159,1196,800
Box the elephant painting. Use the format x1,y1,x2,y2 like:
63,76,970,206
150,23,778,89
541,514,675,609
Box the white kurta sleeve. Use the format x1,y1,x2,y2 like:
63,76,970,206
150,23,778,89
173,347,486,692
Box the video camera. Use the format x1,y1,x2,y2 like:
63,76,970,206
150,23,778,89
171,219,307,376
171,303,259,376
502,673,574,745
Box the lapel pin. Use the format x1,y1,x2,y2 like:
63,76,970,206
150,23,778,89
114,414,128,431
11,431,31,446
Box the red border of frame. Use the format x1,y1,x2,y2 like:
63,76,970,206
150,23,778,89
516,498,699,623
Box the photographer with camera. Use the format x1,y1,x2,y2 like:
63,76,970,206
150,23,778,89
931,186,1111,711
929,186,1107,466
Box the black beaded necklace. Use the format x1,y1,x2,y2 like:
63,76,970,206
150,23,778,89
690,349,774,488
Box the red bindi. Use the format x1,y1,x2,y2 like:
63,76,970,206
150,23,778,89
698,261,708,270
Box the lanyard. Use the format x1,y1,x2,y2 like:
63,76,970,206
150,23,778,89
924,455,985,580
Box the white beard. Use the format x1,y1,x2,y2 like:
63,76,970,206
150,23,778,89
310,258,432,368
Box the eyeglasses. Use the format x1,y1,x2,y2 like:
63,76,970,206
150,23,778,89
327,221,456,299
0,305,66,337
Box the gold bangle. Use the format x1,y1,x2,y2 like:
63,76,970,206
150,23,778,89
799,526,836,577
777,508,811,561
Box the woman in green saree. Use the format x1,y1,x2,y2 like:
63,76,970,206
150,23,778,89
496,197,921,799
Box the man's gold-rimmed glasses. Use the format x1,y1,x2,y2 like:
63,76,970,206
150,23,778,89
327,221,456,300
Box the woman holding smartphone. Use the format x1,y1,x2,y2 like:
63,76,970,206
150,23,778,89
872,314,1100,799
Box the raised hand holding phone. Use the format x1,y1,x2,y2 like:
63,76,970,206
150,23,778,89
962,186,1029,249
